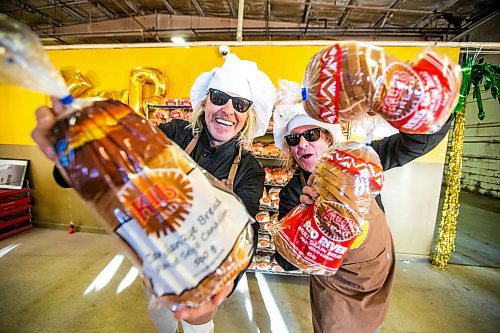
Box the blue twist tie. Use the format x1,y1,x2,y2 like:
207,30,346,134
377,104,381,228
60,95,74,105
301,87,307,101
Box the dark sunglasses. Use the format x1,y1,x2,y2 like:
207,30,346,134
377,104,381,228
284,128,325,147
208,88,253,113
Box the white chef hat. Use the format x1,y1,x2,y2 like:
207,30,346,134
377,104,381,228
190,53,276,139
273,102,345,151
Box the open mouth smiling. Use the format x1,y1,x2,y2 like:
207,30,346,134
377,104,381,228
215,118,235,127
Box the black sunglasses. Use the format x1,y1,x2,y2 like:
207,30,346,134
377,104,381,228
208,88,253,113
284,128,325,147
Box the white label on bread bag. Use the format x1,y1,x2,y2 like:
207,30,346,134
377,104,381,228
114,167,250,296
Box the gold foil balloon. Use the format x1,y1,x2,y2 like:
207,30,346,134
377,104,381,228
83,89,129,105
129,67,167,115
59,69,92,97
103,89,129,104
84,90,104,98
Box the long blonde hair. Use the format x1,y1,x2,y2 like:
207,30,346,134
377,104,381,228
189,96,257,149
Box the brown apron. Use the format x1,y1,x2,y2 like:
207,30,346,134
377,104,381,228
310,199,396,333
184,131,242,192
145,132,243,331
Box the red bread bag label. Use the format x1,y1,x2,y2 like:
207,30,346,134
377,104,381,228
318,44,342,124
388,53,453,133
275,203,359,273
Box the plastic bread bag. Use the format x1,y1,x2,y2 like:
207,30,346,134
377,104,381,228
0,14,68,99
269,142,383,275
302,42,461,134
52,101,255,309
0,15,254,310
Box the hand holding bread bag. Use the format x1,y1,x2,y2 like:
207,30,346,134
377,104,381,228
270,100,383,274
0,15,254,309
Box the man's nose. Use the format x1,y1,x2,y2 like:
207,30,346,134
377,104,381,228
221,99,235,115
298,135,309,148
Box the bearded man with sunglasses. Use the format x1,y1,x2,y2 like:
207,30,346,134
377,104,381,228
273,103,452,333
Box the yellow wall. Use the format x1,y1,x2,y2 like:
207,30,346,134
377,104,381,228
0,44,459,249
0,44,459,147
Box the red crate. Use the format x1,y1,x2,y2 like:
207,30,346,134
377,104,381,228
0,187,32,240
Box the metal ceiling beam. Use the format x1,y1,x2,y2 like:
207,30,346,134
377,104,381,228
7,0,63,27
110,0,147,29
159,0,177,15
190,0,205,17
35,1,88,10
374,0,407,28
227,0,236,18
90,0,118,19
412,0,461,28
337,0,356,27
450,10,500,41
123,0,144,16
302,0,312,24
48,0,88,23
275,1,432,15
40,26,464,40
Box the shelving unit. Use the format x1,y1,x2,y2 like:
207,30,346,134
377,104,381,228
251,129,306,276
145,103,193,123
0,186,33,240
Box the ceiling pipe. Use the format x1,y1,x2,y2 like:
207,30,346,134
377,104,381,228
236,0,245,42
273,1,432,15
39,26,466,39
43,40,500,51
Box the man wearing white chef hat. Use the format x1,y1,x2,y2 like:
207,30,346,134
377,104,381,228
189,53,276,147
274,102,345,175
148,53,276,333
272,91,453,333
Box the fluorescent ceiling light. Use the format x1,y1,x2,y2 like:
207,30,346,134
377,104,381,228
171,37,186,45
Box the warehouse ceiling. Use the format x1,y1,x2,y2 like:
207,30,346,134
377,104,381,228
1,0,499,45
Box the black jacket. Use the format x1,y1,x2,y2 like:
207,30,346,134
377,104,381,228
277,116,453,270
158,119,264,219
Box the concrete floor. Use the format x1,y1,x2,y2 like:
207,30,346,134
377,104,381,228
1,192,499,333
445,190,500,268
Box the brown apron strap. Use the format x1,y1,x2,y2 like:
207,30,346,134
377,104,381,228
185,132,201,155
222,144,242,192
